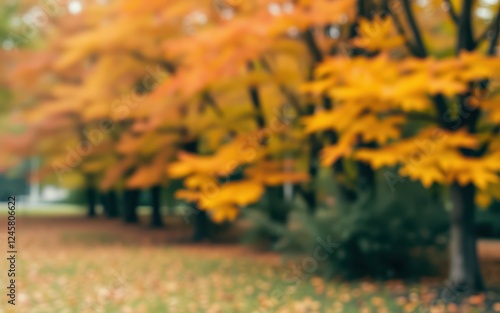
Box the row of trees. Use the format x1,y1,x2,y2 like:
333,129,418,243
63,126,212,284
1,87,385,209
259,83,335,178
2,0,500,294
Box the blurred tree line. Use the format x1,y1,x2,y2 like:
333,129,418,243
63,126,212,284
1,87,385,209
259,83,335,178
2,0,500,295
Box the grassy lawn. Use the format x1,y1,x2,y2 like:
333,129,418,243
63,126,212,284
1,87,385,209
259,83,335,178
1,215,499,313
0,203,161,217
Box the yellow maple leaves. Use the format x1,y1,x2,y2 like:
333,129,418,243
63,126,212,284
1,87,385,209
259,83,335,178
304,108,406,166
302,106,364,134
175,179,265,223
321,137,354,166
354,127,500,189
244,160,310,186
478,93,500,124
168,136,308,222
306,52,500,107
353,17,405,51
127,149,171,189
168,135,263,178
303,50,500,195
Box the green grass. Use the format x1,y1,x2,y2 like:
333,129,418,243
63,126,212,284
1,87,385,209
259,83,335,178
17,246,410,313
14,248,497,312
18,247,493,313
4,216,500,313
0,204,160,217
0,203,84,216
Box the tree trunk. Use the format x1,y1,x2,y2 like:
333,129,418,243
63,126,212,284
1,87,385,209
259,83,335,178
448,183,484,294
303,134,320,214
123,188,140,223
358,160,375,196
150,185,163,228
356,140,377,198
192,203,210,242
301,188,317,214
100,190,119,218
86,187,97,218
332,159,358,203
266,186,288,243
182,138,211,241
268,186,288,224
99,192,110,216
107,190,119,218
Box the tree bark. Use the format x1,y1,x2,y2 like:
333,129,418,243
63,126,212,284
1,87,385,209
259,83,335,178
303,134,320,213
264,186,288,243
123,188,140,223
449,183,485,294
86,187,97,218
150,185,163,228
456,0,475,52
107,190,119,218
182,138,211,241
99,192,110,217
301,188,317,214
100,190,119,218
268,186,288,224
192,203,211,242
358,160,375,195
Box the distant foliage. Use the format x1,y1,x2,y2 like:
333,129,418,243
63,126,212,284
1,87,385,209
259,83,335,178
249,172,449,279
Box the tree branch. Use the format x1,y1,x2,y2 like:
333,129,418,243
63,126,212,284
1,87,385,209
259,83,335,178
246,61,266,130
475,6,500,50
456,0,475,52
433,94,454,130
201,92,224,118
130,51,176,74
385,110,438,123
401,0,428,58
488,8,500,55
260,58,305,116
383,0,420,56
443,0,459,25
399,1,456,132
303,28,324,63
130,51,225,117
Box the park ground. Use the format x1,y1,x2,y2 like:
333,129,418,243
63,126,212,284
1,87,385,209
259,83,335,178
1,213,500,313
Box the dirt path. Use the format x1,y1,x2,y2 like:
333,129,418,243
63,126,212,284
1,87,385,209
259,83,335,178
478,240,500,260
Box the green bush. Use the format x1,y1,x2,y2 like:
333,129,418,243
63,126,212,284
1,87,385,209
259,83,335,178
245,169,449,280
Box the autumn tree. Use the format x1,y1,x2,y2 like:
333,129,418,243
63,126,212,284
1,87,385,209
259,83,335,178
303,0,500,293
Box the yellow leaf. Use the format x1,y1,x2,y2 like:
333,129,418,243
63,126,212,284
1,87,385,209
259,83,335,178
476,191,492,208
175,189,200,203
168,160,195,178
321,142,352,166
199,180,264,209
352,17,404,51
184,174,217,189
399,163,445,188
209,204,239,223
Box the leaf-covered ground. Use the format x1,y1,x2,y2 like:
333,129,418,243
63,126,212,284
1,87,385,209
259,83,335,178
1,216,500,313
